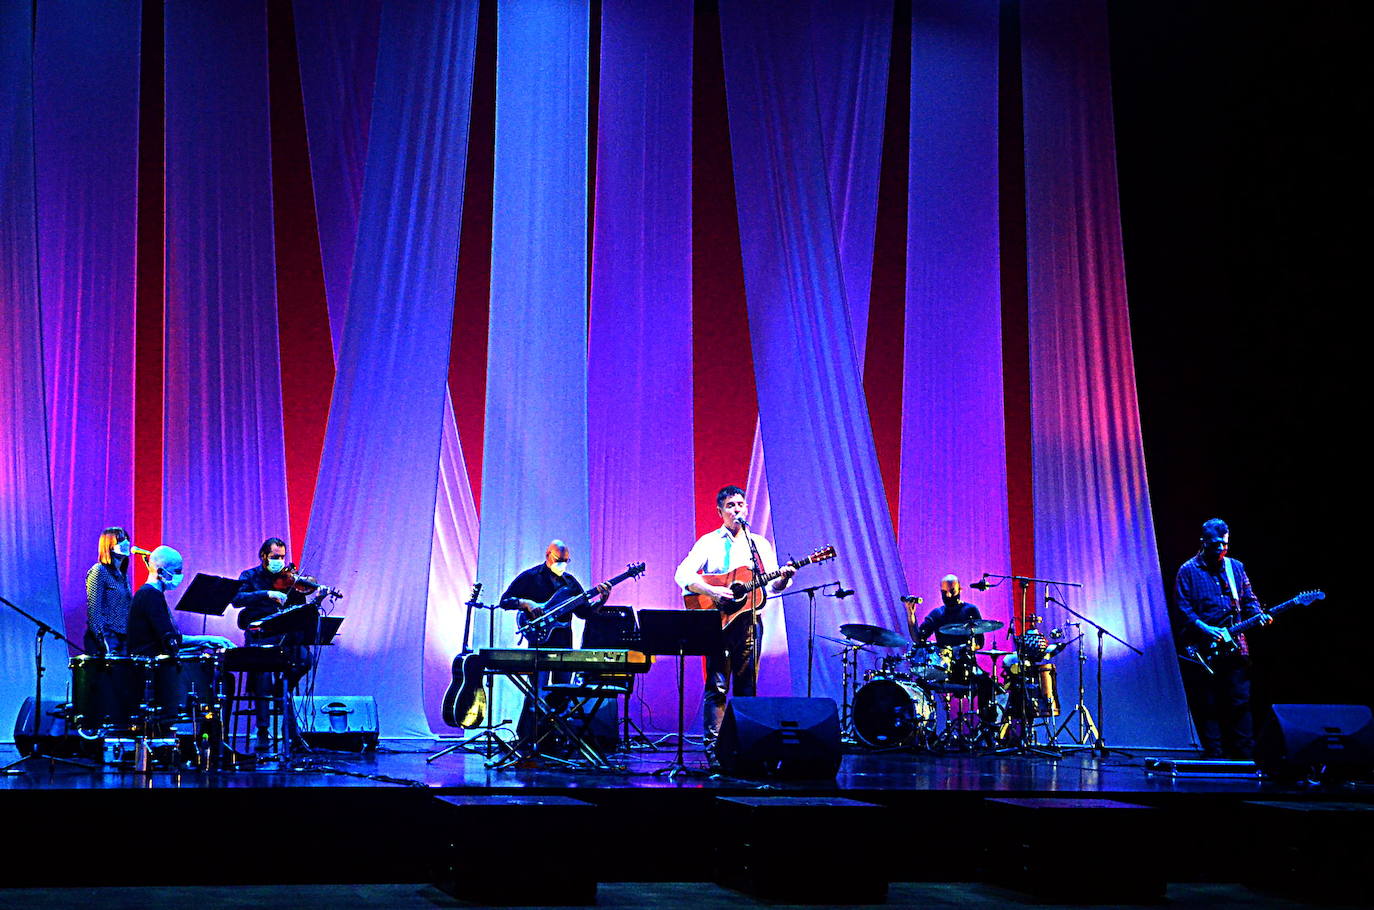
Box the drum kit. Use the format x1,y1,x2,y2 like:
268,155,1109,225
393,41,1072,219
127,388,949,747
65,648,236,770
832,617,1072,753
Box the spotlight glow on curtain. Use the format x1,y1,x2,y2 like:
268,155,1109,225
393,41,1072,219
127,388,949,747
162,0,289,639
588,0,694,727
302,0,480,738
34,1,142,645
899,0,1012,621
476,0,590,729
1021,0,1191,748
0,2,68,737
720,0,906,703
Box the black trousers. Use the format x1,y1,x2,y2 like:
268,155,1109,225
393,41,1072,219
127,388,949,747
703,617,761,752
1181,657,1254,759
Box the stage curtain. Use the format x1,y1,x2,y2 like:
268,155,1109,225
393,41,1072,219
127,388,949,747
301,0,480,738
1022,0,1192,748
588,0,695,729
162,0,290,641
34,0,142,651
719,0,905,702
0,2,68,737
291,0,381,358
475,0,590,728
898,1,1012,625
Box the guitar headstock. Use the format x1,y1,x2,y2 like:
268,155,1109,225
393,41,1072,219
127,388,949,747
1295,589,1325,606
795,545,837,567
626,562,647,579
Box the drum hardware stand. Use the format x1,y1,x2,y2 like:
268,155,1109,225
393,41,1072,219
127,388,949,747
1042,594,1140,758
1,594,98,773
818,633,871,741
1054,624,1099,747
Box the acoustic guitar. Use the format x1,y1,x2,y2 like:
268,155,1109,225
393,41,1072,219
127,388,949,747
441,584,488,728
683,545,837,629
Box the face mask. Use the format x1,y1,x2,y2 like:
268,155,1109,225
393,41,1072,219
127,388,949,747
267,558,286,573
160,570,183,590
114,541,131,557
551,561,569,577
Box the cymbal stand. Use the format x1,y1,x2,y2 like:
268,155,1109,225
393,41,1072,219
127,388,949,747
1054,623,1098,746
1042,592,1141,758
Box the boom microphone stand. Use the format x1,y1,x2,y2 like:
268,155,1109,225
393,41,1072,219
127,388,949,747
2,593,96,772
772,580,842,697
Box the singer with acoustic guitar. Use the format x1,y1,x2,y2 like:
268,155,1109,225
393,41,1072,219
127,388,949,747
674,485,796,770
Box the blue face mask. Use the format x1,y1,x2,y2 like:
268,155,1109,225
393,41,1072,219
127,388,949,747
160,569,183,590
551,561,569,577
267,558,286,574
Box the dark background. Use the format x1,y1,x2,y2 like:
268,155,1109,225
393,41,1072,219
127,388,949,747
1108,1,1362,708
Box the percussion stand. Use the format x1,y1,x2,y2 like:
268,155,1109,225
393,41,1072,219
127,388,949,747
1,594,97,773
1042,594,1141,758
1054,623,1096,746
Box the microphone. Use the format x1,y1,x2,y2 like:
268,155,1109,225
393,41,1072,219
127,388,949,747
131,545,153,557
969,574,991,591
900,595,923,605
736,516,749,529
835,587,855,599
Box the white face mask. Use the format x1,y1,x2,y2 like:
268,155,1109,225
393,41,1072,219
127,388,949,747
114,540,131,557
161,570,184,590
551,560,569,577
266,558,286,574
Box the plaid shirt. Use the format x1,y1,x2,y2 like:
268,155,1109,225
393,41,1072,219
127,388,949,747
1173,553,1262,630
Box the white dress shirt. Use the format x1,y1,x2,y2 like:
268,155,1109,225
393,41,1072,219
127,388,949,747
674,526,782,594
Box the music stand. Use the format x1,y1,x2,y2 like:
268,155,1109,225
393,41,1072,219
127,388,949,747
175,573,240,634
638,610,722,779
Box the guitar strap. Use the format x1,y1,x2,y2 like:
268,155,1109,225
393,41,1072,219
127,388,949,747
1221,557,1249,657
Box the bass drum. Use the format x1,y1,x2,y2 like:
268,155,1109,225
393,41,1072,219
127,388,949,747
853,678,934,748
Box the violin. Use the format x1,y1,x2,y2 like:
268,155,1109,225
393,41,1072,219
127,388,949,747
271,562,343,600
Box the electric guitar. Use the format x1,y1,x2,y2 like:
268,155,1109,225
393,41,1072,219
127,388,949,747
683,545,837,629
441,584,488,728
1180,589,1324,671
516,562,647,646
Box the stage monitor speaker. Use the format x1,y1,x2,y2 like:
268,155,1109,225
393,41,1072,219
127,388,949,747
12,697,80,757
718,696,841,779
295,696,379,752
1257,703,1374,778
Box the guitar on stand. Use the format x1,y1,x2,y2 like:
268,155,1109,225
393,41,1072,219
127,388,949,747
433,585,513,763
683,545,837,628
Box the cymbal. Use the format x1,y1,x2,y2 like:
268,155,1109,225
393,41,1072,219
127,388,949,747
938,619,1005,637
973,648,1017,658
819,633,873,652
839,623,909,649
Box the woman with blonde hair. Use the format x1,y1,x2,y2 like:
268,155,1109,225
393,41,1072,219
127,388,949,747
85,527,134,655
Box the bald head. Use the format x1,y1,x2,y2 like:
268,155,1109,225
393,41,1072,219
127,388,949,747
940,574,961,606
147,545,184,589
545,540,571,576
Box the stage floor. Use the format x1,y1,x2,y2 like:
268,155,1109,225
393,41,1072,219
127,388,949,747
0,737,1297,795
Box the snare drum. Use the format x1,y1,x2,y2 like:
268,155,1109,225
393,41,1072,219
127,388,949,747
152,652,222,721
69,655,151,732
853,678,934,748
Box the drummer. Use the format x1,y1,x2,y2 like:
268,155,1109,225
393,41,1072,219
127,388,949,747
906,575,988,651
907,574,999,737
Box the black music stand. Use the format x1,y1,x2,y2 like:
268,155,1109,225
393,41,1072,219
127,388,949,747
639,610,722,779
175,573,240,634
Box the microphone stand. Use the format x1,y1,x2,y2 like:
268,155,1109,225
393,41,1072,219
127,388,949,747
737,518,768,691
1,593,97,772
773,581,841,698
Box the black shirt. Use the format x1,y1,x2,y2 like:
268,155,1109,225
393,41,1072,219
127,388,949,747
502,564,595,649
126,584,182,656
232,565,306,629
914,601,986,648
